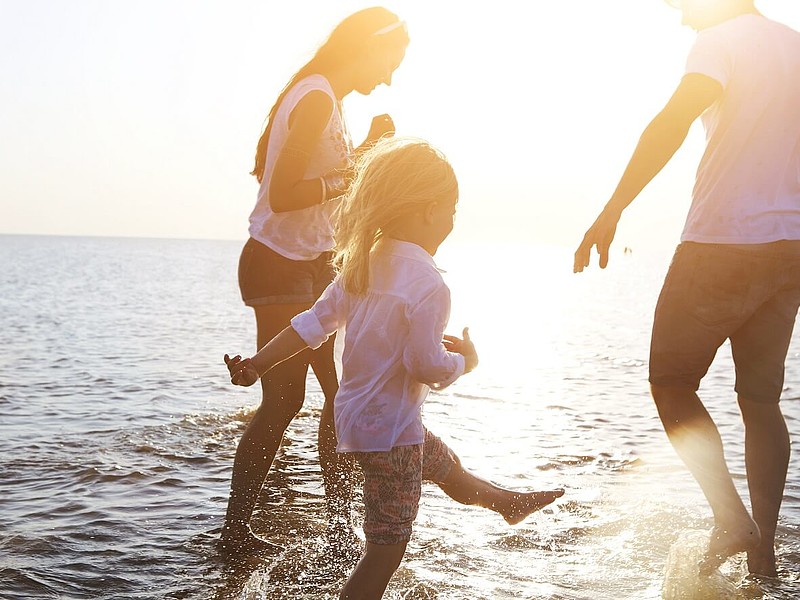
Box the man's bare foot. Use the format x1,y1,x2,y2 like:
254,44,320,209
699,520,760,575
217,525,285,556
497,489,565,525
746,544,778,577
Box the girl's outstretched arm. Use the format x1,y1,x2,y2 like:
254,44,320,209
224,326,308,386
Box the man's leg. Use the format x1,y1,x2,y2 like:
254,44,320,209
648,243,769,571
729,262,800,576
737,396,789,576
650,384,760,570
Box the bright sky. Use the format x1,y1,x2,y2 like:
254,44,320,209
1,1,799,252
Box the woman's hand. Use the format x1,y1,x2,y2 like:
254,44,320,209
224,353,260,387
365,113,395,145
443,327,479,373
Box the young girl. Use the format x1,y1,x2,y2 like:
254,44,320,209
225,138,564,599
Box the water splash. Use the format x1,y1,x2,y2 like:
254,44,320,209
662,530,744,599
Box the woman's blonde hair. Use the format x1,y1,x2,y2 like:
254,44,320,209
332,137,458,295
250,6,409,182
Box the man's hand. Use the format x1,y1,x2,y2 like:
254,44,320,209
443,327,479,373
573,208,621,273
224,353,260,387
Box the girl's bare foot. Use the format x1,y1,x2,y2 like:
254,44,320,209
498,489,565,525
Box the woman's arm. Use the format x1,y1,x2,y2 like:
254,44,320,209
268,90,335,213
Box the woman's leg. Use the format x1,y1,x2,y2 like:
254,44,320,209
220,303,312,552
309,335,354,539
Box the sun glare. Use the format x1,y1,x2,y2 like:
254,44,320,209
0,1,798,245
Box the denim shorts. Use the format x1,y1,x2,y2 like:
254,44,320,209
649,241,800,403
351,428,457,546
237,237,335,306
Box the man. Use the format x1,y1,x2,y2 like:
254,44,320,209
574,0,800,577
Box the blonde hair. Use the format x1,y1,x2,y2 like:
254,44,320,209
332,137,458,295
250,6,409,182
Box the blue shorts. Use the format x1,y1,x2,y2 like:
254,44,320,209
649,241,800,403
238,237,334,306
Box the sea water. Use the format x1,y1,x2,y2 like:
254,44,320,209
1,234,798,599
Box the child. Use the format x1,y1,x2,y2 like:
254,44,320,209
225,137,564,599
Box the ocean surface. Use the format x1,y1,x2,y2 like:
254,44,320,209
1,234,798,600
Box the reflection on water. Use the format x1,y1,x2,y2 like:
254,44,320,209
1,235,798,599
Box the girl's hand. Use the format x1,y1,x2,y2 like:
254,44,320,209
443,327,479,373
224,354,260,387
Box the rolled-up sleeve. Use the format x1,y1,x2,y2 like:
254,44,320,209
403,282,465,390
686,28,730,87
291,280,347,350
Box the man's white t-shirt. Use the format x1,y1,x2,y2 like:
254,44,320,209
290,239,466,453
682,14,800,243
248,74,353,260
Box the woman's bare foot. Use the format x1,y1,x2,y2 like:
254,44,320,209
327,520,363,564
496,489,565,525
217,524,285,556
699,519,760,575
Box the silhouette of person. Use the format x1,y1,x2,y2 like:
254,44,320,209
574,0,800,577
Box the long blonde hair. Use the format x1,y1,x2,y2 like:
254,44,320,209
332,138,458,295
250,6,409,182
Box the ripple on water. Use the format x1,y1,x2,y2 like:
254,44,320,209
3,237,800,599
0,569,61,600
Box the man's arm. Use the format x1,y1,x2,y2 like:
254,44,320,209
573,73,723,272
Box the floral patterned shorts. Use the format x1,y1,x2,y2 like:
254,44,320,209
351,428,457,545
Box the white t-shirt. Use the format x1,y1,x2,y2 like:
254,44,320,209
290,239,466,453
681,14,800,243
248,74,353,260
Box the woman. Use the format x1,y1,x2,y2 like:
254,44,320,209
220,7,410,555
